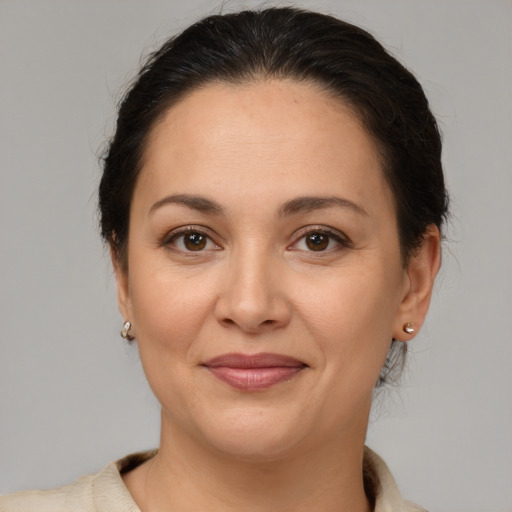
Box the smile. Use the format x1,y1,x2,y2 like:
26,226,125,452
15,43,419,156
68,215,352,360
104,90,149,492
202,353,307,391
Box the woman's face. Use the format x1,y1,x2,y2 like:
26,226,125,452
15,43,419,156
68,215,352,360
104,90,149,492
116,80,433,458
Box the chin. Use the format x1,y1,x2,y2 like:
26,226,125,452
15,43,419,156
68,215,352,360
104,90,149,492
208,430,303,462
192,406,310,461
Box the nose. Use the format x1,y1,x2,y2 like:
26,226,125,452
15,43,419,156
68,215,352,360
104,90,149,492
214,245,292,334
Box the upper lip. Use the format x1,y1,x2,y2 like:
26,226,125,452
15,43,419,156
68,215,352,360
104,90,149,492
202,353,307,369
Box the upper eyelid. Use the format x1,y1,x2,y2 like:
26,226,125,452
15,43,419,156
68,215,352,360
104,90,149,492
163,225,218,242
292,225,350,243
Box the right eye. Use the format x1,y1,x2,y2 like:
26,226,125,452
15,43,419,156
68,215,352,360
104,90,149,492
166,228,221,253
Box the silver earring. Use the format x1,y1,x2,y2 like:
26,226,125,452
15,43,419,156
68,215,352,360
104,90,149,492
403,322,415,334
120,321,132,339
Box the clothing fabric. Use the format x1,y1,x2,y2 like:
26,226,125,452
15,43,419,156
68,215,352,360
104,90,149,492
0,447,427,512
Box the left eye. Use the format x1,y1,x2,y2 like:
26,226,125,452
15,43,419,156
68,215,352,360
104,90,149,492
293,230,344,252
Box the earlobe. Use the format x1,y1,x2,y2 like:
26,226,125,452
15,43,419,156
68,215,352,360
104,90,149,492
394,225,441,341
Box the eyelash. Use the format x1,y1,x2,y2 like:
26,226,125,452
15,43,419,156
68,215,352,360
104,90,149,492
162,225,351,254
162,226,221,254
289,226,352,254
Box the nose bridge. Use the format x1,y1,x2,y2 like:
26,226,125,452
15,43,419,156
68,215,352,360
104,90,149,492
216,239,289,332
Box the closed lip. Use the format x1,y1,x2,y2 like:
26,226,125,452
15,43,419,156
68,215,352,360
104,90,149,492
202,352,307,369
202,353,308,391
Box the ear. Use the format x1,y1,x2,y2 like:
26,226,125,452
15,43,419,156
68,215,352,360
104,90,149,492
393,225,441,341
110,244,133,325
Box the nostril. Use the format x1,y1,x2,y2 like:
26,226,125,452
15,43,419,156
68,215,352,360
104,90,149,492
220,317,278,331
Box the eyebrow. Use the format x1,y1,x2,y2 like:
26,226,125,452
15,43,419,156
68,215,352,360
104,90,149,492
278,196,368,217
149,194,224,215
149,194,367,217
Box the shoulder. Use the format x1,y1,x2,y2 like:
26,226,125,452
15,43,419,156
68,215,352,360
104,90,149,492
0,473,96,512
0,451,155,512
364,447,429,512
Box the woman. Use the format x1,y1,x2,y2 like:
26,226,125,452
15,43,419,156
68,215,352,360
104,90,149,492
0,7,447,512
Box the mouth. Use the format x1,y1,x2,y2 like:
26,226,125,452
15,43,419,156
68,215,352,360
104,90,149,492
201,353,308,391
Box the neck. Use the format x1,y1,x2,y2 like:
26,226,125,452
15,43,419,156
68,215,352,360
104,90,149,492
132,412,372,512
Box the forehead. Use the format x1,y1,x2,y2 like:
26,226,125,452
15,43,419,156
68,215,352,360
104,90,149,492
135,79,393,216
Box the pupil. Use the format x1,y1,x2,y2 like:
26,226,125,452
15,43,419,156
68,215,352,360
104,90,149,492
307,233,328,251
185,233,206,251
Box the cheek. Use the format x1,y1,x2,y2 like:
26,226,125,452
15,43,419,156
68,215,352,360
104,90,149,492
126,254,219,376
125,264,220,422
292,263,402,376
298,268,399,333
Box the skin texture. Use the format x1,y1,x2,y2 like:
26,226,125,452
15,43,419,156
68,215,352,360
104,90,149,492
114,80,441,512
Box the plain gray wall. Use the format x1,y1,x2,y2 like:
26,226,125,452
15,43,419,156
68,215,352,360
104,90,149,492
1,1,511,510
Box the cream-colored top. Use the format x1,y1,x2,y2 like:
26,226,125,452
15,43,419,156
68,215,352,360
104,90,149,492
0,447,427,512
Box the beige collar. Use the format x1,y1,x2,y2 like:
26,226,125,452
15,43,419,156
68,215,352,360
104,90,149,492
91,447,423,512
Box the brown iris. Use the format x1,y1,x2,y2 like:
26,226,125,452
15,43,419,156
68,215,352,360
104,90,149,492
184,232,207,251
305,233,329,251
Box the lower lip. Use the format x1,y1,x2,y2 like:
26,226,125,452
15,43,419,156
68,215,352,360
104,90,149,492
206,366,305,391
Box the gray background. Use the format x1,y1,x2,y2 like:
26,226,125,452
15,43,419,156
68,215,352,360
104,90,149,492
1,1,511,510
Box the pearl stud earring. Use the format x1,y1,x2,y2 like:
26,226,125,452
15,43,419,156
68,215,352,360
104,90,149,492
403,322,415,334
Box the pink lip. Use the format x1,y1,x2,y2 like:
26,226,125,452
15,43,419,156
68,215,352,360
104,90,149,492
202,353,307,391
